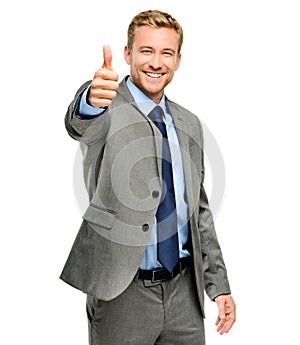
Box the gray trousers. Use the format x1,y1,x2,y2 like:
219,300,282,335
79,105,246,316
86,266,205,345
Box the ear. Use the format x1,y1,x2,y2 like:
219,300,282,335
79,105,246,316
175,52,182,71
124,46,131,65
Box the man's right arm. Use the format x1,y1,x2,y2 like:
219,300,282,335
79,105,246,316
65,81,97,140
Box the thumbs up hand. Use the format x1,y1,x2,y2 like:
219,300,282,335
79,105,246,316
88,45,119,107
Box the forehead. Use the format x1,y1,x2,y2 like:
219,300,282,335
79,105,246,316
133,25,179,50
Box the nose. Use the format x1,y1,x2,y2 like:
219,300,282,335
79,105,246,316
149,53,162,70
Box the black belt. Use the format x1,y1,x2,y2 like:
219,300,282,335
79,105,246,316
138,256,192,283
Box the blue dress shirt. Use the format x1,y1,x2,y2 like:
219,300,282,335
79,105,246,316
79,78,190,269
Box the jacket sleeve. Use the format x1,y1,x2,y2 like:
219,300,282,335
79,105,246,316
195,119,231,301
65,81,100,141
198,184,231,301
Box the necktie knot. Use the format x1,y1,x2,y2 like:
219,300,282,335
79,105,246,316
148,106,167,138
148,106,164,123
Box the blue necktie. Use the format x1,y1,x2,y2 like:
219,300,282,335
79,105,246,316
148,106,179,272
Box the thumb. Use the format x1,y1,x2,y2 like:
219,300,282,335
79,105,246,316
102,45,113,70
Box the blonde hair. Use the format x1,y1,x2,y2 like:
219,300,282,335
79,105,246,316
127,10,183,53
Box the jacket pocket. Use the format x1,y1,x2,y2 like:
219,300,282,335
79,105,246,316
83,204,116,230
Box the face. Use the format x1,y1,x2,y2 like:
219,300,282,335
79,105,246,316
124,26,181,103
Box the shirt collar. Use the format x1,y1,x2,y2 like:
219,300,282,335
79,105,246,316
126,77,167,118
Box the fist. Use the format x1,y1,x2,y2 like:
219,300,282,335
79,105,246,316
88,45,119,107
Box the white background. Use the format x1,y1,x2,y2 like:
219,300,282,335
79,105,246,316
1,0,299,344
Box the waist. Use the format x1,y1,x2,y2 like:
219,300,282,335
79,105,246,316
138,256,193,283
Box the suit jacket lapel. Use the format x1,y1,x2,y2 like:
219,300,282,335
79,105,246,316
167,102,195,218
117,77,163,181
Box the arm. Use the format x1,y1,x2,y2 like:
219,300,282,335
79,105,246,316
196,119,236,333
64,81,96,140
199,183,236,334
199,185,231,299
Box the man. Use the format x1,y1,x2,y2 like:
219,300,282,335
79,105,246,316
61,9,236,345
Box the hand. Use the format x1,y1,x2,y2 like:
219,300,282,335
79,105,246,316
215,294,236,335
88,45,119,108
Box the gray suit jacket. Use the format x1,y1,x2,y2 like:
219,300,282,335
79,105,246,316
60,77,231,315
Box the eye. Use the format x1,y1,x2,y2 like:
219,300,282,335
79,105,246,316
141,49,152,54
163,51,174,56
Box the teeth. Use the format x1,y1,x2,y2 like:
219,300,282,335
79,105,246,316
146,73,162,78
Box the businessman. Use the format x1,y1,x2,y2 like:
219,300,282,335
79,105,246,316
61,9,236,345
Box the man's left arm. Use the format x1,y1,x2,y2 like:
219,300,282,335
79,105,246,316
198,184,236,333
198,183,230,298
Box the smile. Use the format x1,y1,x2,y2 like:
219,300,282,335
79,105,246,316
145,72,163,78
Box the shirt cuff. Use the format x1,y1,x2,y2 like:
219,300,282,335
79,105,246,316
79,86,106,117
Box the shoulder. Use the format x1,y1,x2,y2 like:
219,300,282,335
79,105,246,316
167,98,201,122
167,99,204,138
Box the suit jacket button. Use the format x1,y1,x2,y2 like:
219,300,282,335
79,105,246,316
152,190,160,199
142,224,149,232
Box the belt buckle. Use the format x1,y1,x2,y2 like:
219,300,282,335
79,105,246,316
152,268,168,283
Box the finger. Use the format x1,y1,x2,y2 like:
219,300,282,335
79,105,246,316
89,90,117,107
216,308,236,334
93,68,119,82
216,316,226,332
102,45,113,70
225,314,235,333
89,98,113,108
90,89,117,101
218,313,235,334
